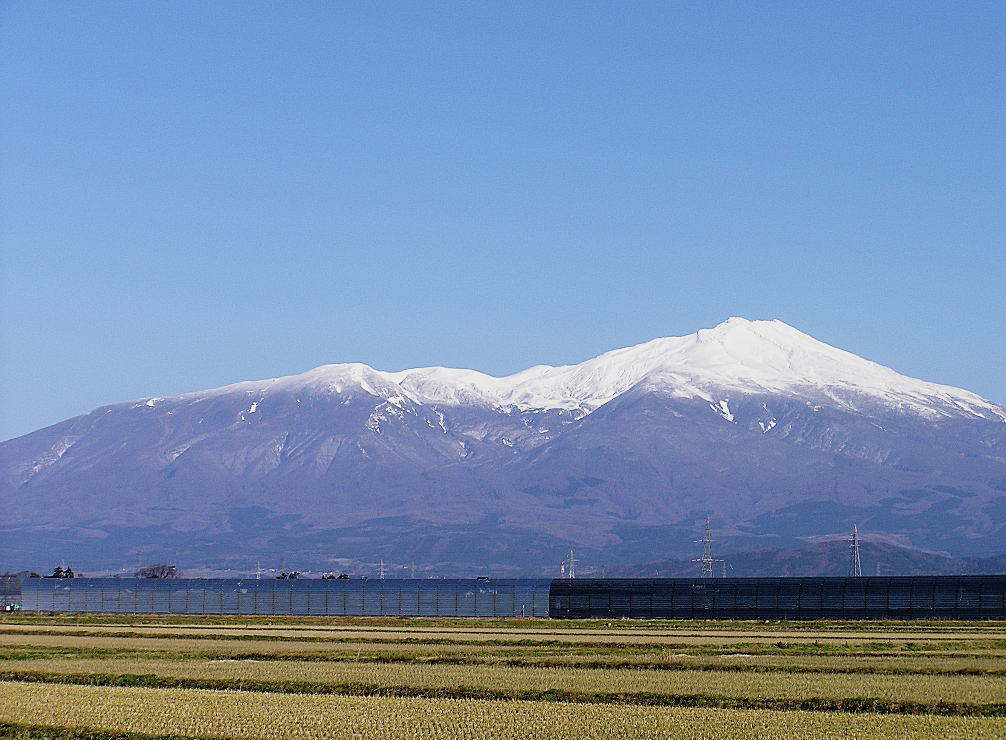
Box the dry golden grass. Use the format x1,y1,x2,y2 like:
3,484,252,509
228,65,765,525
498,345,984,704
2,681,1005,740
15,656,1006,704
4,625,1006,670
535,651,1006,673
0,634,536,656
4,616,1006,738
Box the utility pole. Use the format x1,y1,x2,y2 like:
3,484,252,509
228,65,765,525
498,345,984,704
692,518,723,578
848,524,862,577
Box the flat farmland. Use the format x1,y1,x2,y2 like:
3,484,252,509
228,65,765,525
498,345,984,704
1,615,1005,739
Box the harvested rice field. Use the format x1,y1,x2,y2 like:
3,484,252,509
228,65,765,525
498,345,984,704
1,615,1005,739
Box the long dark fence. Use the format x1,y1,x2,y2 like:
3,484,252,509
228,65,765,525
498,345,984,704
549,576,1006,620
9,575,1006,619
18,578,551,617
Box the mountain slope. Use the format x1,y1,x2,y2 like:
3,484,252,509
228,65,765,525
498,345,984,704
2,318,1004,574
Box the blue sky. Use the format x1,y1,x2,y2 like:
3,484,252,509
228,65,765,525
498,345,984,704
2,2,1004,440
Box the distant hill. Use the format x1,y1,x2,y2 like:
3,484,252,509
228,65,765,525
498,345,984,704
604,539,1006,578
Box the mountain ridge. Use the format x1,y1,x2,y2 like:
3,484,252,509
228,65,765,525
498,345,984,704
2,318,1004,574
113,318,1003,422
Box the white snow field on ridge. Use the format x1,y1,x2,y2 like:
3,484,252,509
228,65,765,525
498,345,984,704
164,318,1005,422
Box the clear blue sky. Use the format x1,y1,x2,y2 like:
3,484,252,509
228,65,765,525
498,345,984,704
2,2,1004,441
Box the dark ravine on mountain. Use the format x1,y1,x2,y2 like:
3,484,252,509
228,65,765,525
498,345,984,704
2,318,1004,575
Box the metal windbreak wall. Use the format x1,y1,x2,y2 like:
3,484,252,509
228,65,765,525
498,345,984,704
0,576,18,610
548,576,1006,620
17,575,1006,619
20,578,551,617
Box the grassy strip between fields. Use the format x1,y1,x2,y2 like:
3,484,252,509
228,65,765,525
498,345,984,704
0,720,215,740
1,670,1004,717
8,615,1005,630
6,628,1005,656
5,641,1005,662
0,721,208,740
5,647,1006,677
160,652,1006,676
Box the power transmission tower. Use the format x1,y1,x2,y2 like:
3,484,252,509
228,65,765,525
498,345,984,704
848,524,862,577
692,518,723,578
378,559,386,580
567,550,577,579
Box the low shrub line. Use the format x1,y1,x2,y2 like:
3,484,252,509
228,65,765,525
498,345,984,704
1,670,1004,717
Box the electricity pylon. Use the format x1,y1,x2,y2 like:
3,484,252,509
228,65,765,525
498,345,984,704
848,524,862,577
692,518,723,578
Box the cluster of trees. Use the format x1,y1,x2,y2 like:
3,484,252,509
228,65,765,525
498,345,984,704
135,564,180,579
9,565,360,580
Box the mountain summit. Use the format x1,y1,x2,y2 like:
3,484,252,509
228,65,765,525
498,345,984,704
140,317,1002,419
2,319,1004,574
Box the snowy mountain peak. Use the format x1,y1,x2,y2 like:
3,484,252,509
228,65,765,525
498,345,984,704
175,319,1003,422
6,321,1005,574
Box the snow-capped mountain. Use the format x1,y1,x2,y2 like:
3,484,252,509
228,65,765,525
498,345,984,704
2,318,1004,574
149,317,1004,419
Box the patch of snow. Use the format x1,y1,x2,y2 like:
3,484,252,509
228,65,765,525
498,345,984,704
29,436,81,475
434,409,447,433
711,399,735,423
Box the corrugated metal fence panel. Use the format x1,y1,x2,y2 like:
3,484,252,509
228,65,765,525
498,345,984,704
17,578,553,617
547,576,1006,620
